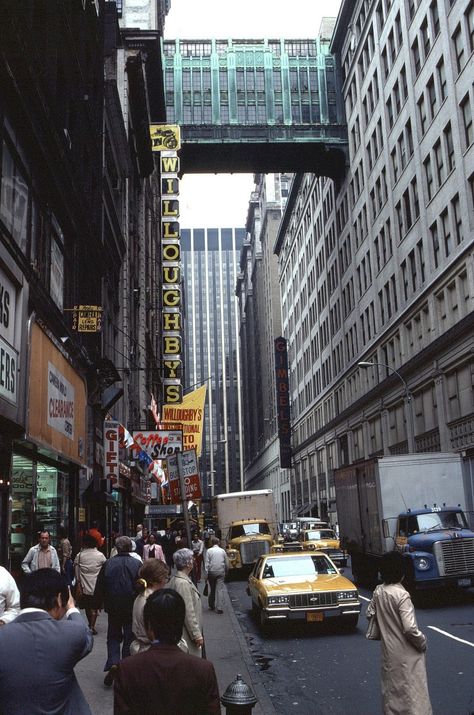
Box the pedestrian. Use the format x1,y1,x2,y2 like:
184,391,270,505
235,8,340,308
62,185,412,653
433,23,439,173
191,531,204,582
114,589,220,715
204,535,229,614
134,526,149,558
0,568,93,714
143,532,166,563
0,564,20,625
57,525,74,586
175,527,188,549
161,529,175,570
21,530,61,573
168,548,203,656
130,559,178,654
74,532,106,634
94,535,141,686
134,523,143,541
87,521,105,549
367,551,432,715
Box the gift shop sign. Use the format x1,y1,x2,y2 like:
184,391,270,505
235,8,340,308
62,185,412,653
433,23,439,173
103,420,120,483
167,449,202,504
0,266,18,405
47,362,75,440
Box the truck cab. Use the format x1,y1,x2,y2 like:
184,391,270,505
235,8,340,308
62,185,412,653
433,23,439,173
393,507,474,589
225,519,273,570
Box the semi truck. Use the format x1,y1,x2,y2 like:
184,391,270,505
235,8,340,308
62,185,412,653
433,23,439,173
215,489,278,571
334,453,474,591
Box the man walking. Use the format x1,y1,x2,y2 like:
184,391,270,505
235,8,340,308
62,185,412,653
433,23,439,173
204,536,229,614
0,568,93,714
21,530,60,573
94,535,141,686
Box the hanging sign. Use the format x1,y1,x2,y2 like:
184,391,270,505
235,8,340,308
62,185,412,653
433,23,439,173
103,420,120,483
167,449,202,504
71,305,103,332
132,429,183,460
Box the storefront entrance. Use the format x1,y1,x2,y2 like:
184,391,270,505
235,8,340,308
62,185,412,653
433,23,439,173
10,450,71,576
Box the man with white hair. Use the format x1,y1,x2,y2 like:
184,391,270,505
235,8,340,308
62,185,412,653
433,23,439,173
94,535,141,686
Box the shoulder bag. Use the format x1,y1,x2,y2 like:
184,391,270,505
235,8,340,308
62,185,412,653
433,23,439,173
366,614,381,640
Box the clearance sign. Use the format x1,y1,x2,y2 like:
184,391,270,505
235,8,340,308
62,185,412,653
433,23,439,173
154,124,183,406
162,384,207,456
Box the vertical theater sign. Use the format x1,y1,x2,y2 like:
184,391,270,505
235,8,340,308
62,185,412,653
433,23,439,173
150,124,183,406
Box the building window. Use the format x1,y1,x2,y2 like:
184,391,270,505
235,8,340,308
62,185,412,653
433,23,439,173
430,0,440,37
418,94,427,134
427,76,438,118
424,155,434,200
430,220,440,268
452,25,465,74
412,37,421,75
461,94,473,148
451,194,463,244
0,139,29,253
434,139,445,185
436,58,447,102
444,122,455,172
441,208,452,256
468,1,474,51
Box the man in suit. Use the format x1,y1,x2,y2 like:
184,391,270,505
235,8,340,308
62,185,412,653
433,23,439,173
0,568,93,714
114,589,220,715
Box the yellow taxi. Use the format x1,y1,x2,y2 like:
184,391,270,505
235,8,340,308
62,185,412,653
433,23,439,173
247,551,360,631
299,528,347,566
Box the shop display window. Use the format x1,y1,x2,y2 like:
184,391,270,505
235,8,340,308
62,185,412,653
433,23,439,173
11,455,34,566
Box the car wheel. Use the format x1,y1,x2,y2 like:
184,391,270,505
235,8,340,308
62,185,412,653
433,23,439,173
342,614,359,630
258,604,271,634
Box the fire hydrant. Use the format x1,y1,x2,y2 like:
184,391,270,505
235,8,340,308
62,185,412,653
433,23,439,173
221,674,258,714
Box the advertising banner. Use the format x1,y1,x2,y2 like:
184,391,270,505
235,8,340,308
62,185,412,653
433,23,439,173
162,384,207,456
167,449,202,504
47,362,75,440
132,429,183,460
274,336,292,468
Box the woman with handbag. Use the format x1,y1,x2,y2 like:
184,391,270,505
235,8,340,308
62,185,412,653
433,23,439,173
74,532,106,634
366,551,432,715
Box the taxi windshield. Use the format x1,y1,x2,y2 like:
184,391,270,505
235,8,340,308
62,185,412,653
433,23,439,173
262,555,338,579
305,529,337,540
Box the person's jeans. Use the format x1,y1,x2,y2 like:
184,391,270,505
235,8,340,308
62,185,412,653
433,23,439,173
208,572,225,611
104,611,133,670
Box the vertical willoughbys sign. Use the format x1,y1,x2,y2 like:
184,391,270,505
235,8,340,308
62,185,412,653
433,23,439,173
152,124,183,406
274,337,292,468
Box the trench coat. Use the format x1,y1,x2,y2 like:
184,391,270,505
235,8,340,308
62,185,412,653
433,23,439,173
367,582,432,715
168,570,203,657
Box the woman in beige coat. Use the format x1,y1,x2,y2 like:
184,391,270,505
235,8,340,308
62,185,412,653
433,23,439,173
367,551,432,715
168,548,203,657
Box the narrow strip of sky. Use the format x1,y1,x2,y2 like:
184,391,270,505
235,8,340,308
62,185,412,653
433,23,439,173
165,0,342,228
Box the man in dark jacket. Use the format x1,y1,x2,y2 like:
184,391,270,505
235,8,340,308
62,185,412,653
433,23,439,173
95,535,140,686
114,589,220,714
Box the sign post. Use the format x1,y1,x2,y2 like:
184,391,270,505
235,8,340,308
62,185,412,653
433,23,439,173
177,452,193,551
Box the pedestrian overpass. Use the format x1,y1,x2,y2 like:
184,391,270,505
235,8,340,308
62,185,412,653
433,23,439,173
162,33,348,178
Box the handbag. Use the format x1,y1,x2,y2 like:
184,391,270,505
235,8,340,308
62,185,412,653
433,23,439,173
366,615,381,640
73,555,83,601
203,581,209,597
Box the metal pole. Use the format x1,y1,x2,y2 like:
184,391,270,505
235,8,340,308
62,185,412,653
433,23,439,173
177,452,193,549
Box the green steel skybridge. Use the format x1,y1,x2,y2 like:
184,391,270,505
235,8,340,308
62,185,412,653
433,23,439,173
162,37,348,177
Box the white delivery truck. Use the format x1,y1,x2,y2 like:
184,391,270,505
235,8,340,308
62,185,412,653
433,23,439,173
215,489,278,571
334,453,474,591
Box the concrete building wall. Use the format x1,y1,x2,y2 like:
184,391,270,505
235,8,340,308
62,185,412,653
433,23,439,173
275,0,474,523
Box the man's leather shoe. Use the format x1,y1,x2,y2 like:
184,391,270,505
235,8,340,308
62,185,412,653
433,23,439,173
216,609,223,614
104,665,118,686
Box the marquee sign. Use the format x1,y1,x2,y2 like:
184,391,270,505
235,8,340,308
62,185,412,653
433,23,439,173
160,140,183,405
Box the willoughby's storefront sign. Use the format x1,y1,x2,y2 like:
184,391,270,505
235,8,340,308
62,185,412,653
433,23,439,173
154,127,183,406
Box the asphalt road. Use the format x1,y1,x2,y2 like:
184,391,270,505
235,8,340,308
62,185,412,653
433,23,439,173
227,566,474,715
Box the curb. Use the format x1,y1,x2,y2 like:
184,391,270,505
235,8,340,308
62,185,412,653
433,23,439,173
222,585,277,714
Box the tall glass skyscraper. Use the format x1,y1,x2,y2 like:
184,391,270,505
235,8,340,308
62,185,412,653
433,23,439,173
181,228,245,498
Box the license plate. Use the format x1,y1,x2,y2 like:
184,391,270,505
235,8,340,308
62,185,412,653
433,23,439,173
307,611,324,622
458,578,471,587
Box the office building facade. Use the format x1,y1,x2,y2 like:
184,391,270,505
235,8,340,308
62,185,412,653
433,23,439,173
274,0,474,522
181,227,245,498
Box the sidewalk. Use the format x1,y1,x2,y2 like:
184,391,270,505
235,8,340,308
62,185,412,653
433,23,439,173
76,581,275,714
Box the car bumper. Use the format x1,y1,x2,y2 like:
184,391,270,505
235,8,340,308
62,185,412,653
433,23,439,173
263,603,361,621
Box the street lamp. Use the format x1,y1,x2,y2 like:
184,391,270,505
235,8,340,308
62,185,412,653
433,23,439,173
358,361,415,453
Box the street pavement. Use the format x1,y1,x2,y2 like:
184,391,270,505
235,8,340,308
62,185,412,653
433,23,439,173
76,580,275,714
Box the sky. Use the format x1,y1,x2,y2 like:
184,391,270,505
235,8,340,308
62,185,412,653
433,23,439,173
164,0,342,228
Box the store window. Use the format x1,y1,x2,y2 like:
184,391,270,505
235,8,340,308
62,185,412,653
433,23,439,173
10,453,69,571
